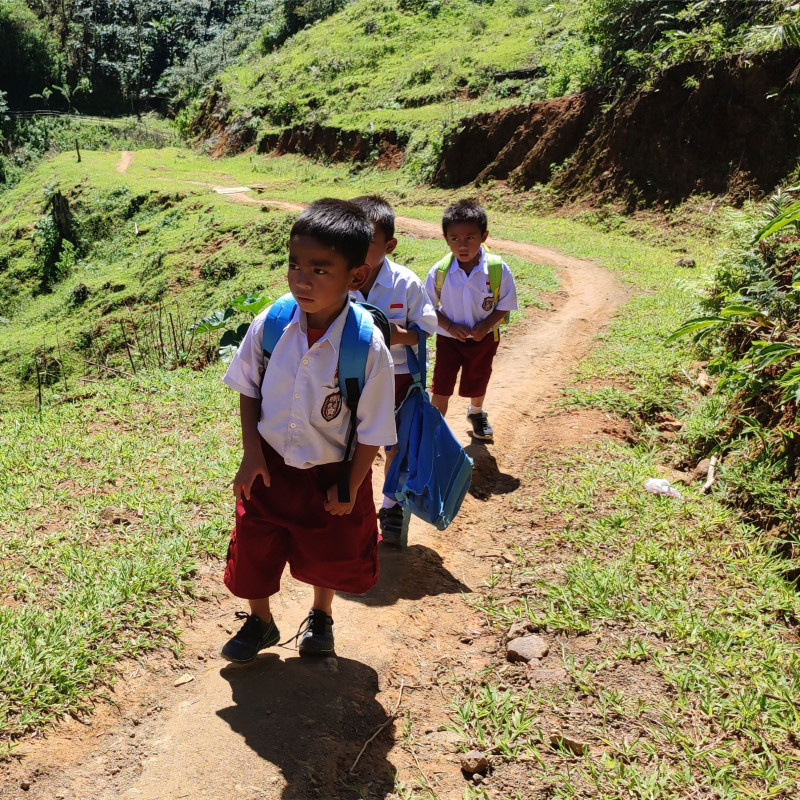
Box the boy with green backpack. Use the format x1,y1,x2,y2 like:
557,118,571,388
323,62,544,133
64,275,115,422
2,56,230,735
424,199,518,443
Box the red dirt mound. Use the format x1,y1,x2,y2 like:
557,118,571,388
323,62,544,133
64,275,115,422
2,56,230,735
433,92,602,187
257,124,402,163
553,49,800,206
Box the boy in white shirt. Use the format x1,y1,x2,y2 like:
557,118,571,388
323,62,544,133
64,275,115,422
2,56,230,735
424,199,518,443
349,195,438,546
220,199,396,661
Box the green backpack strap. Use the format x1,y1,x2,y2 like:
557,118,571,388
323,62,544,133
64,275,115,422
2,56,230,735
485,253,509,340
433,254,452,307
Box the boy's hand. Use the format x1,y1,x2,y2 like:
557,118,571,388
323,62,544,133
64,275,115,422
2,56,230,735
234,451,271,502
471,321,490,341
448,322,471,342
324,484,355,516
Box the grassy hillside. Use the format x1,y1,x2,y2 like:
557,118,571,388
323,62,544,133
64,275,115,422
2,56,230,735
200,0,583,142
0,147,558,411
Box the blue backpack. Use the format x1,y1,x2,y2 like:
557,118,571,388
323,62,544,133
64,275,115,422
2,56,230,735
383,328,473,530
259,293,390,503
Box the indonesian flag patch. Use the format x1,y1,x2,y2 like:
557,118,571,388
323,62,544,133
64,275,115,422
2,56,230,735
321,391,343,421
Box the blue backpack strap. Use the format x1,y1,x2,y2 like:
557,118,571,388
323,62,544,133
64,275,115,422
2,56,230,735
403,325,427,396
259,293,297,398
336,302,374,504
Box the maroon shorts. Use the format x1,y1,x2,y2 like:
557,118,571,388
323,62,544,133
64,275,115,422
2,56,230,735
394,372,415,409
224,439,379,599
432,334,500,398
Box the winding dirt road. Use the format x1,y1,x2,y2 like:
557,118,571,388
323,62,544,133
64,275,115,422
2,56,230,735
1,176,627,800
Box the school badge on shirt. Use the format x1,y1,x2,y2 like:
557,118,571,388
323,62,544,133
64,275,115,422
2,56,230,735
322,391,342,421
482,296,494,311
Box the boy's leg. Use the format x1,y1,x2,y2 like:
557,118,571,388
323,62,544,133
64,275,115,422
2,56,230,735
379,446,405,547
459,338,499,441
431,393,450,416
249,597,272,621
297,586,336,656
312,586,335,615
380,372,414,548
431,335,461,418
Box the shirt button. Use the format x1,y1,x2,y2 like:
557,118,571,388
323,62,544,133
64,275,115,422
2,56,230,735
302,358,309,365
294,393,301,399
290,422,296,428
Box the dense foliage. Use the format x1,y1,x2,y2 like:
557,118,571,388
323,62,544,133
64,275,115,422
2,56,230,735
577,0,798,89
671,189,800,533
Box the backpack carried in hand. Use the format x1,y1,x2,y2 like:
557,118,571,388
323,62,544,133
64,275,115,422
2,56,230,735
433,252,509,341
383,328,473,530
258,293,390,503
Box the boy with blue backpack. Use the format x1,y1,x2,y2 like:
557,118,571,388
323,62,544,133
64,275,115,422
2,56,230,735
425,199,518,443
349,195,438,546
220,199,397,661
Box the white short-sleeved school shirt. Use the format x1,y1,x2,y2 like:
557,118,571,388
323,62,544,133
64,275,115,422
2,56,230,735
350,257,438,374
424,248,519,337
223,299,397,469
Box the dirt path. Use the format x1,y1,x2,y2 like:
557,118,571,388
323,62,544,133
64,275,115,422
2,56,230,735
1,184,627,800
116,151,134,173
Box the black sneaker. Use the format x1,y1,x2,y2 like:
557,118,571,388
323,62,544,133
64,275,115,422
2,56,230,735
467,410,494,441
378,505,404,547
221,611,280,663
295,609,335,656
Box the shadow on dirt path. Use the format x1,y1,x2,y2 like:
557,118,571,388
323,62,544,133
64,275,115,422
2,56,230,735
217,656,395,800
0,161,629,800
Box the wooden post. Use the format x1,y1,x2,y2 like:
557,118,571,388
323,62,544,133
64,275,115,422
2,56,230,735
75,138,81,162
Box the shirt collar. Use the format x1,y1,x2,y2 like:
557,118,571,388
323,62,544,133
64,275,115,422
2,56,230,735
294,298,350,354
374,258,394,288
449,247,487,275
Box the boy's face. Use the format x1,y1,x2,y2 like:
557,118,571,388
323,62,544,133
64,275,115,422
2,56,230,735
364,224,397,272
444,222,488,269
288,235,369,328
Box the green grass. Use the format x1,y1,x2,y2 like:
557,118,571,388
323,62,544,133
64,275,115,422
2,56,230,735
0,148,559,412
213,0,581,147
0,369,237,740
441,209,800,798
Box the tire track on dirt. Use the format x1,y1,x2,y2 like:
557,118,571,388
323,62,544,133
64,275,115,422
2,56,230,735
1,174,628,800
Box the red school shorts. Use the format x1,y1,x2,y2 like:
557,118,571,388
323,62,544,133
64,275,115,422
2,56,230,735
224,438,380,599
431,334,500,398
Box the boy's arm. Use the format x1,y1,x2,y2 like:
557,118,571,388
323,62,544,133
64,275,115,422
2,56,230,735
233,394,270,501
392,277,438,344
471,309,509,342
324,442,380,515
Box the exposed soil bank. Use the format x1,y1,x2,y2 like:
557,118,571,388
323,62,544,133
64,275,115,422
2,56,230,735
436,49,800,205
555,49,800,205
257,125,404,168
196,49,800,205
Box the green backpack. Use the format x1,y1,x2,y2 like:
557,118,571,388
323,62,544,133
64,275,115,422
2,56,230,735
432,252,509,342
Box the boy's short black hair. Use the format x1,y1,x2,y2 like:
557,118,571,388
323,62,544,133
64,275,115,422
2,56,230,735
441,199,488,235
290,198,373,268
349,195,395,241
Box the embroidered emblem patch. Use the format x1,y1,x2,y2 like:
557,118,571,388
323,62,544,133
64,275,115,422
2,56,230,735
482,296,494,312
321,391,342,421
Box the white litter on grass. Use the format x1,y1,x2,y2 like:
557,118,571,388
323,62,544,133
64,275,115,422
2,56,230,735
644,478,683,499
213,186,251,194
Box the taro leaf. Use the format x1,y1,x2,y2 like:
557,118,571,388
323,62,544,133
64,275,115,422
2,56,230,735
719,303,767,320
229,292,271,316
218,322,251,363
187,307,235,334
753,197,800,242
780,365,800,405
665,316,726,344
747,342,799,371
